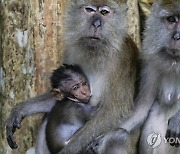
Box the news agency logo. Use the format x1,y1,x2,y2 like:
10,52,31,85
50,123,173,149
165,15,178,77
147,132,180,148
147,132,162,148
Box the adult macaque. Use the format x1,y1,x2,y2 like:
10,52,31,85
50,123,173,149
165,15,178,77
97,0,180,153
6,0,139,153
46,64,97,153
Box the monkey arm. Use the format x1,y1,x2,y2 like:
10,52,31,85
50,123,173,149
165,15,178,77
58,104,121,154
166,110,180,147
94,70,158,154
6,92,55,149
120,93,155,133
118,63,157,133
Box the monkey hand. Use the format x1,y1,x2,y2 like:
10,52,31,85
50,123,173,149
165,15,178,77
98,128,129,154
166,111,180,147
6,105,24,149
85,134,105,154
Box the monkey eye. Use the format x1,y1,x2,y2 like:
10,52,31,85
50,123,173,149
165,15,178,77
166,16,178,23
72,85,79,91
84,5,97,13
82,81,87,86
99,6,111,16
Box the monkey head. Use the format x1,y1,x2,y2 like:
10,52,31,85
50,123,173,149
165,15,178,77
144,0,180,58
64,0,127,51
50,64,91,103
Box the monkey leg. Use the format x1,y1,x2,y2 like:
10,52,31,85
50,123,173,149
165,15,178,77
35,118,50,154
92,128,139,154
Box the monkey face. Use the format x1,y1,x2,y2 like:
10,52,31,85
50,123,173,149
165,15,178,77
64,0,127,50
162,10,180,56
65,77,91,103
165,15,180,52
78,5,113,46
147,0,180,57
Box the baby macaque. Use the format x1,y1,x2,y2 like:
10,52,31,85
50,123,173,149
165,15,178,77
50,64,92,103
46,64,97,154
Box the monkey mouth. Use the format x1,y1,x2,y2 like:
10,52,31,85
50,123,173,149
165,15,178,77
170,40,180,51
89,36,101,40
80,36,105,49
166,48,180,57
81,96,91,103
89,32,102,40
82,36,101,42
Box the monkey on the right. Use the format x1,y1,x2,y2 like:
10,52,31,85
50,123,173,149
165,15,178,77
97,0,180,153
137,1,180,153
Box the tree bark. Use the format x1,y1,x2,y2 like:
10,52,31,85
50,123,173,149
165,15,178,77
0,0,66,153
0,0,140,153
127,0,141,48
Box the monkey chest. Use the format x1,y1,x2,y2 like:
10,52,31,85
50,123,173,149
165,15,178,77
158,74,180,106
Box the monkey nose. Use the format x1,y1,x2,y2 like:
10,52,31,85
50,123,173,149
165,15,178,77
81,91,86,95
173,32,180,41
93,19,101,29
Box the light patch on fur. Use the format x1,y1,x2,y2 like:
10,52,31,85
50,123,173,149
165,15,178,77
89,73,106,106
58,123,83,141
167,93,171,102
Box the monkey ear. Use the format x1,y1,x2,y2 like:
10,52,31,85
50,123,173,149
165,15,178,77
51,88,64,100
52,88,61,93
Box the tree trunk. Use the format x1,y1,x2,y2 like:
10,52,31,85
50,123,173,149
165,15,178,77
0,0,140,153
127,0,140,48
0,0,66,153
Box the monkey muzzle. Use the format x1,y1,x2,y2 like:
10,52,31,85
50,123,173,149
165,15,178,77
170,32,180,51
167,32,180,56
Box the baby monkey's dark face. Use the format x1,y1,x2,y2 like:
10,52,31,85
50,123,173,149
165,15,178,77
66,76,91,103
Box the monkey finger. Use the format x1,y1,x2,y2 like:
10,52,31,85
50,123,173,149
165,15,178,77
85,145,98,154
166,127,176,138
94,134,105,144
173,129,180,147
175,142,180,147
6,128,18,149
85,134,105,154
165,129,171,139
6,122,19,149
14,122,21,129
174,133,180,147
169,131,176,146
7,136,18,149
87,136,103,152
